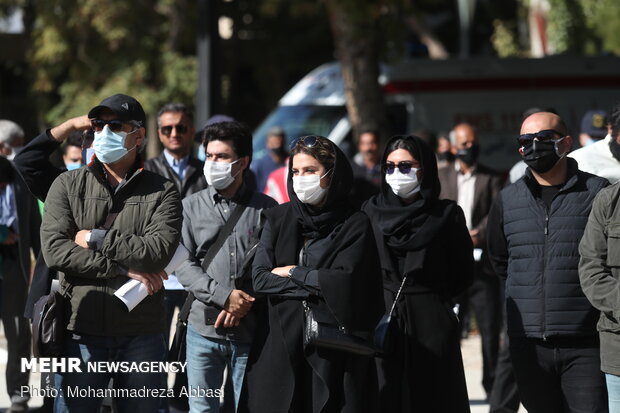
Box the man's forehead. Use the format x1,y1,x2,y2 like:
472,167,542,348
206,139,235,153
159,111,188,125
520,113,559,134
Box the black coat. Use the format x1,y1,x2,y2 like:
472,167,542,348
242,205,383,413
241,137,384,413
13,131,60,318
363,135,473,413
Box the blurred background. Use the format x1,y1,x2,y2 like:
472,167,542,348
0,0,619,169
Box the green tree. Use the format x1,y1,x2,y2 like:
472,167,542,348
1,0,198,125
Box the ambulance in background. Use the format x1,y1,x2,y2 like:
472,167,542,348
252,56,620,171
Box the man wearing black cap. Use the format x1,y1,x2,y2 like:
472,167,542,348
40,94,183,413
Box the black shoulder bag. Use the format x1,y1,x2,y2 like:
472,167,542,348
32,212,121,358
168,201,248,362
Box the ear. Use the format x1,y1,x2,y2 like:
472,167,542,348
239,155,250,172
518,146,525,156
563,135,573,153
135,127,146,147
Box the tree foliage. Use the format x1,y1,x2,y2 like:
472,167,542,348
1,0,198,125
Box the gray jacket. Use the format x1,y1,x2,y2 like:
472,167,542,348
176,184,277,342
580,182,620,374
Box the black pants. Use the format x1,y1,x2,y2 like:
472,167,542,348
489,333,520,413
509,336,608,413
1,248,31,406
463,271,501,396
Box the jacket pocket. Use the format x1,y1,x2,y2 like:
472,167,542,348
606,225,620,267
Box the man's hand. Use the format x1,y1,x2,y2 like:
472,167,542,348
272,265,296,278
74,230,91,249
49,115,92,143
469,229,480,247
127,269,167,295
223,289,255,318
214,310,241,329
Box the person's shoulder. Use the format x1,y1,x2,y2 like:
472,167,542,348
577,168,609,190
250,190,279,208
437,161,455,175
476,163,502,177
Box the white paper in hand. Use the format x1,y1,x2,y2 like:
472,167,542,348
114,245,191,311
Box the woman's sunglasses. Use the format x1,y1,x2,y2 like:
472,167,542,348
384,161,414,175
517,129,565,147
90,119,140,133
290,135,319,149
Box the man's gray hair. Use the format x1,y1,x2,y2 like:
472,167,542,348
0,120,24,145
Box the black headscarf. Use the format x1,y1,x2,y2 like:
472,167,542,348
363,135,457,273
286,137,355,239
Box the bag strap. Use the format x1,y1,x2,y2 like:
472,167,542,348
177,199,249,324
386,275,408,320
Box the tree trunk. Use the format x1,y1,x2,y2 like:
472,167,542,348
325,0,387,144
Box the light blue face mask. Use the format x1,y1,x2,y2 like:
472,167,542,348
82,148,96,165
197,145,206,162
65,162,82,171
93,125,136,164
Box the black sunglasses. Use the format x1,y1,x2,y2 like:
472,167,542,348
384,161,414,175
517,129,564,147
159,124,189,136
90,119,139,133
290,135,319,149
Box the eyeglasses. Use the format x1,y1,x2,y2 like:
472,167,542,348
90,119,140,133
384,161,414,175
159,124,189,136
517,129,565,147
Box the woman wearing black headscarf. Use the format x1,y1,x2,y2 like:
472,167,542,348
363,135,474,412
241,136,384,413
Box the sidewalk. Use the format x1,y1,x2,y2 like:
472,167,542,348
0,333,524,412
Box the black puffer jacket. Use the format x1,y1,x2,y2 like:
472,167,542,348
487,159,608,339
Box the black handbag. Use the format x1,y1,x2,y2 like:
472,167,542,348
32,287,67,357
168,201,248,362
373,275,408,351
302,300,381,357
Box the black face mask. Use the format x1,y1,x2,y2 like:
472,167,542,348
456,144,480,166
437,151,455,163
609,138,620,162
270,146,288,159
522,140,562,173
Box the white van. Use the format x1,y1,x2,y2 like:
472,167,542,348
252,56,620,171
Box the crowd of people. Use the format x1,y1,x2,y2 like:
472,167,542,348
0,93,619,413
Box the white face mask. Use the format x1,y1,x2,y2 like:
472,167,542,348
203,158,241,190
292,170,330,206
385,168,420,199
6,146,23,161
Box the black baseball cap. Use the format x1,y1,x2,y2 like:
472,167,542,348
88,94,146,126
580,109,608,139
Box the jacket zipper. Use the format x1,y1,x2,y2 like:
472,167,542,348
542,201,548,341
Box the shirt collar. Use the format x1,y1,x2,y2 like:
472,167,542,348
208,181,249,205
455,161,477,176
163,150,190,168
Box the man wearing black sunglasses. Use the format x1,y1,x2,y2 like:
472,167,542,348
144,104,207,411
487,111,608,413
